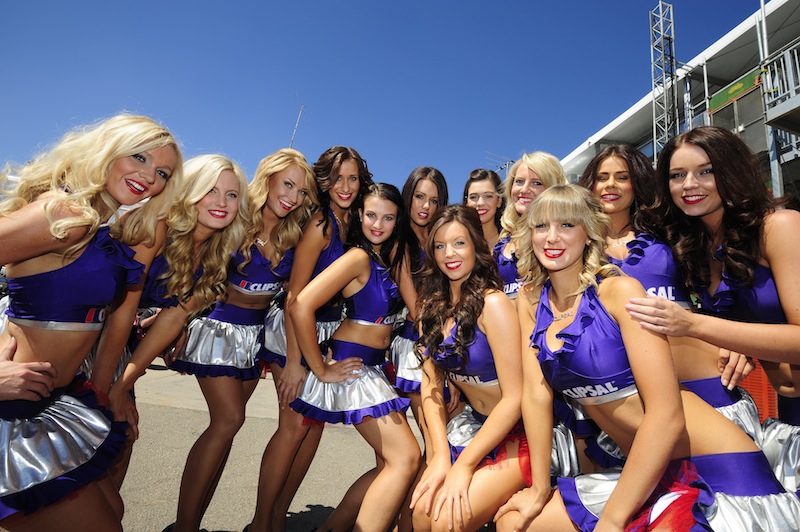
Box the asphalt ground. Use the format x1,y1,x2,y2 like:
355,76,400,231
120,360,422,532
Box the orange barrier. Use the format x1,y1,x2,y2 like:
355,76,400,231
739,360,779,422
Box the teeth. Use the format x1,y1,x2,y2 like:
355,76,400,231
127,180,145,193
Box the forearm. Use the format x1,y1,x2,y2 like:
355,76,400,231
521,389,553,494
455,397,520,471
691,314,800,364
289,303,325,376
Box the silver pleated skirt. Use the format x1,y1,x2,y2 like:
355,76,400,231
447,405,579,478
172,316,262,380
388,329,422,393
259,303,343,367
557,451,800,531
289,340,408,425
760,417,800,493
0,377,126,519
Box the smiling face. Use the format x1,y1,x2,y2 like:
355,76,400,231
465,180,501,225
433,221,476,286
197,170,241,232
409,179,440,228
667,143,723,223
592,156,634,217
511,164,545,215
330,158,360,210
106,145,177,205
360,195,398,248
531,217,590,274
265,165,309,218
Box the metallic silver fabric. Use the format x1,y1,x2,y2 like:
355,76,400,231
297,364,398,416
81,343,132,383
447,405,580,478
262,303,287,355
0,296,7,333
760,417,800,493
717,387,762,443
8,316,104,331
389,334,422,385
0,394,111,496
180,317,261,369
315,319,342,344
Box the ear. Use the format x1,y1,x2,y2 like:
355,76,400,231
358,208,363,222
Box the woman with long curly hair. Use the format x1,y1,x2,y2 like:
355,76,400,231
495,152,566,302
248,146,372,532
627,125,800,492
496,184,800,531
409,205,527,532
0,114,181,531
289,183,421,531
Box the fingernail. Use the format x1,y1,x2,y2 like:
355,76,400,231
721,378,728,386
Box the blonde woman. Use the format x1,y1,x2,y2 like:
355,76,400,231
0,114,181,531
494,152,566,301
166,149,317,532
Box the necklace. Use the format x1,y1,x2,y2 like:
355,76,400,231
331,209,346,238
608,223,633,248
552,310,574,321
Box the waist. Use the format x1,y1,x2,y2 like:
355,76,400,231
327,339,387,366
228,282,281,297
8,316,104,331
207,303,267,325
681,377,742,408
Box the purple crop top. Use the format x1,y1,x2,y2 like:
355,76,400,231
344,254,403,326
429,323,498,387
5,226,144,331
694,250,786,324
312,208,346,278
531,280,638,406
227,245,294,296
608,233,689,305
140,253,204,309
493,236,520,298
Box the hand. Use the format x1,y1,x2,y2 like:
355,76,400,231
276,360,307,408
494,486,549,532
162,327,188,367
0,337,58,401
432,463,474,531
316,348,363,383
409,459,450,516
108,385,139,440
626,296,697,337
719,349,756,390
446,382,462,413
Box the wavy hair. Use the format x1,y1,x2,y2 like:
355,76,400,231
577,144,655,232
416,205,502,370
242,148,318,270
313,146,373,238
346,182,409,278
515,185,617,305
644,126,777,290
1,114,183,254
400,166,450,278
499,151,567,238
160,154,249,313
463,168,504,230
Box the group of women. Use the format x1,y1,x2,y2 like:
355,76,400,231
1,113,799,532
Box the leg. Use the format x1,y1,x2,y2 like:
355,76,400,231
0,481,122,532
318,456,382,532
495,489,577,532
353,412,421,531
395,392,425,532
429,440,526,532
173,376,249,532
250,363,322,532
107,438,134,490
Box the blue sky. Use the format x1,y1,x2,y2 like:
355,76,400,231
1,1,761,199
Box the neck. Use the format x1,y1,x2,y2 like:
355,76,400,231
701,210,724,245
482,220,499,243
547,261,584,306
608,212,632,239
449,279,464,305
412,223,427,245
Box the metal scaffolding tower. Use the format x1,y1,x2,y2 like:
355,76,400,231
650,1,680,161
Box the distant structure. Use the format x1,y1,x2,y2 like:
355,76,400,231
562,0,800,203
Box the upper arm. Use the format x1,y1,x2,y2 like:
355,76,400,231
481,291,522,399
396,253,419,320
518,285,552,400
294,248,369,314
0,201,90,265
603,276,681,412
286,213,330,301
763,210,800,327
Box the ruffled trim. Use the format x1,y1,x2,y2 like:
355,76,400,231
289,396,410,425
169,360,261,380
374,260,399,303
0,377,127,520
394,376,421,394
96,225,145,286
532,281,601,360
608,232,657,268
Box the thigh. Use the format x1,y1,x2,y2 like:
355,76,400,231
355,411,419,463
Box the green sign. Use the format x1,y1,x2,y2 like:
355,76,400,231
709,69,762,114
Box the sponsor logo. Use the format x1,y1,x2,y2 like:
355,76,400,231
646,286,676,300
562,381,620,400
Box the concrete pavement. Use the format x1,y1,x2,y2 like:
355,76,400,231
120,360,419,531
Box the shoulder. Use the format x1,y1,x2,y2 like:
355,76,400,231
597,274,646,306
763,209,800,241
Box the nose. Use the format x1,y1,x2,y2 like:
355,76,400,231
445,244,455,257
476,195,487,206
683,173,699,189
546,225,559,243
139,165,156,184
287,189,299,203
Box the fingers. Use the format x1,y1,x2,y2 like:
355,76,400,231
0,336,17,361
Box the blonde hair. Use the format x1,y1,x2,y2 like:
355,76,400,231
242,148,318,269
161,154,250,313
515,185,618,303
499,151,567,237
1,114,183,254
